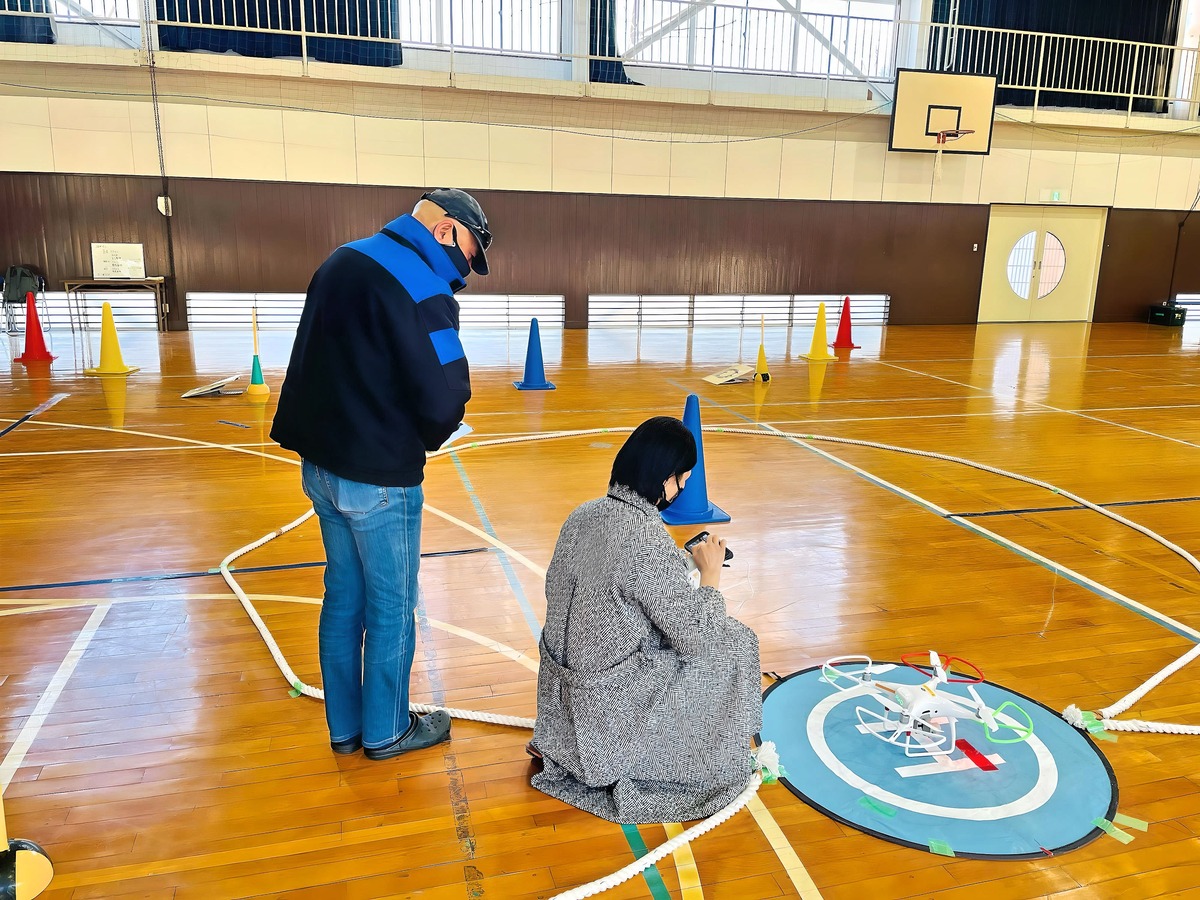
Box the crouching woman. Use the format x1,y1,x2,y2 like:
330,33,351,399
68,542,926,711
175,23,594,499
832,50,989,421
530,416,762,824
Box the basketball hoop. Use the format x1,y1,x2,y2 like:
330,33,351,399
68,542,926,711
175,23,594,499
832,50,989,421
933,128,975,182
935,128,975,145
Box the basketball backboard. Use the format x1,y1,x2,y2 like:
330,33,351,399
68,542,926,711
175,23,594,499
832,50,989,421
888,69,997,155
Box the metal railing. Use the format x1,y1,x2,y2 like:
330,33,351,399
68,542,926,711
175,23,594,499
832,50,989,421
2,0,1198,117
619,1,896,81
2,291,159,331
914,20,1200,116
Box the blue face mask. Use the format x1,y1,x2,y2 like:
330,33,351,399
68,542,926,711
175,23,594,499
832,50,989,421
442,226,471,293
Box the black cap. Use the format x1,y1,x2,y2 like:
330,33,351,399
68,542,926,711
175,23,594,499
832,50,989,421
422,188,492,275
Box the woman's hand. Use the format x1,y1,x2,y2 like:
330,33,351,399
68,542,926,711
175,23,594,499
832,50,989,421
691,531,727,589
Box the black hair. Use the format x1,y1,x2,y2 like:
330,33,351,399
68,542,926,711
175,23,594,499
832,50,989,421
609,416,698,505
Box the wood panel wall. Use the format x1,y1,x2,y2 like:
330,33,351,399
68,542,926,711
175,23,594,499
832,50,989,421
2,172,1194,328
1094,209,1200,322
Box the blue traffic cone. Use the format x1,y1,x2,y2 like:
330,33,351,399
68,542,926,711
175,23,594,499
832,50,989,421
662,394,730,526
513,317,556,391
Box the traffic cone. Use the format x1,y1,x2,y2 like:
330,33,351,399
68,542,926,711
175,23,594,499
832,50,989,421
661,394,730,526
754,316,770,382
246,355,270,399
84,302,138,376
801,303,836,362
514,318,555,390
246,307,270,399
754,343,770,382
14,293,55,364
831,297,860,350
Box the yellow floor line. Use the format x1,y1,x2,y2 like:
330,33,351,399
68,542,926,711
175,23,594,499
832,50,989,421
663,822,705,900
746,794,823,899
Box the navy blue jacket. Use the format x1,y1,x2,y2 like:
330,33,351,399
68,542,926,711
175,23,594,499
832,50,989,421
272,215,471,486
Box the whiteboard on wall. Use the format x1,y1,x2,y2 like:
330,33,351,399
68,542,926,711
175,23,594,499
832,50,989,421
91,243,146,280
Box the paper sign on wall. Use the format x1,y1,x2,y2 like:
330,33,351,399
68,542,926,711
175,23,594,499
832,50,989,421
91,243,146,280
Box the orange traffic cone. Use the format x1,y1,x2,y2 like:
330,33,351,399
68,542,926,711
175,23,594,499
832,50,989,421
14,292,56,364
831,297,860,350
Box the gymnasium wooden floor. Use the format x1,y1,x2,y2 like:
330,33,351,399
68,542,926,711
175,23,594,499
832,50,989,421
3,319,1200,899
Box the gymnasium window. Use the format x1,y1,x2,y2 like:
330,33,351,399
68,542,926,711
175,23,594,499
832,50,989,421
184,292,564,329
588,294,889,327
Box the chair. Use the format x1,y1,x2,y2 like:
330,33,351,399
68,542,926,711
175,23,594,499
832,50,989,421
2,265,48,334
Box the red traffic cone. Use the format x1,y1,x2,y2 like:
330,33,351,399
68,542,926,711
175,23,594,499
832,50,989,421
14,292,56,364
830,296,860,350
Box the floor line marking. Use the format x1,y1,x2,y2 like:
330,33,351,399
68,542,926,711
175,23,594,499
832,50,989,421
1,602,111,792
415,589,486,898
447,452,544,638
620,824,673,900
746,794,824,899
0,442,276,459
874,361,1200,452
955,494,1200,518
663,822,706,900
685,390,1200,640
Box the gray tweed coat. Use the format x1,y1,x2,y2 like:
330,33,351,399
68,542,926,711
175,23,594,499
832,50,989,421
531,483,762,824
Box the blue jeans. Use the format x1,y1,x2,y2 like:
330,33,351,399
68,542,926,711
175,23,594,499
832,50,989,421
301,460,423,749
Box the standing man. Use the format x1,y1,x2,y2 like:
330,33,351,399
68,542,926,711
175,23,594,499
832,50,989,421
272,189,492,760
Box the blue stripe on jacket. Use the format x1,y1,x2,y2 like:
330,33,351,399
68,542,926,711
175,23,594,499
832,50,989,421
344,233,445,304
428,328,466,365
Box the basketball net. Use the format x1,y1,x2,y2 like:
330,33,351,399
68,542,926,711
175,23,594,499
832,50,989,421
934,129,975,183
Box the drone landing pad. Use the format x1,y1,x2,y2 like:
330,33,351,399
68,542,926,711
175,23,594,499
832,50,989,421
759,665,1117,859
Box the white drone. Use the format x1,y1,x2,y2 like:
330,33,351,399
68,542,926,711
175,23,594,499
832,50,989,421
821,651,1034,758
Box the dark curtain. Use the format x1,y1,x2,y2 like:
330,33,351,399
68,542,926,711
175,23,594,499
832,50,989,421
0,0,56,44
156,0,401,66
590,0,636,84
931,0,1183,112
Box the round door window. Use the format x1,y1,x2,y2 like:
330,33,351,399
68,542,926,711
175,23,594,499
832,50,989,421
1006,231,1066,300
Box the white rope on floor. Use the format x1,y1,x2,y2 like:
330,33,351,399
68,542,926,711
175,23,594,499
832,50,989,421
216,424,1200,894
224,424,1200,735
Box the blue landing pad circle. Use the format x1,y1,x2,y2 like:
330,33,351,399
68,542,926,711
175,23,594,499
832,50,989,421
760,664,1117,859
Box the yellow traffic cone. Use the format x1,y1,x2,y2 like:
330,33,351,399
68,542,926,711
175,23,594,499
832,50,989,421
801,303,837,362
755,343,771,382
84,302,139,376
754,316,771,382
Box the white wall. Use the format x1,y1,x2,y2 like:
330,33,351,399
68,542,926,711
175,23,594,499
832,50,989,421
1,47,1198,209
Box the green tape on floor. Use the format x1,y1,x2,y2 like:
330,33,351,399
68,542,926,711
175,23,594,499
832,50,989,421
1113,813,1149,832
620,823,672,900
928,839,955,857
1092,818,1135,844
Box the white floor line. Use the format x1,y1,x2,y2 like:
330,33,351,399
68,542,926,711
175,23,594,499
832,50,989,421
0,442,275,459
1,602,111,792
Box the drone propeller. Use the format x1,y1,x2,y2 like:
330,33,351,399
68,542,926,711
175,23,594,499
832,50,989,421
929,650,948,683
968,684,998,731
